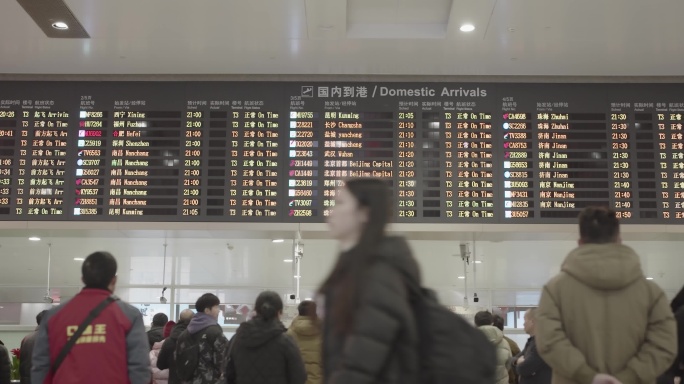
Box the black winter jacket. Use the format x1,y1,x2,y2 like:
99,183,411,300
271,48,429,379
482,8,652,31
226,318,306,384
321,236,420,384
658,305,684,384
148,325,165,349
0,344,10,384
513,337,551,384
157,320,189,384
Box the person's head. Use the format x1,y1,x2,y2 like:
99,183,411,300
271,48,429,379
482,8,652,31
297,300,317,318
255,291,283,322
81,251,118,292
195,293,221,320
321,178,392,334
327,177,392,250
578,207,621,245
36,310,48,326
163,321,176,339
179,309,194,323
152,313,168,327
492,314,505,331
474,311,493,327
523,308,538,336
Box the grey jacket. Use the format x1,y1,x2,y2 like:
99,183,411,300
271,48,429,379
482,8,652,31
322,236,420,384
20,327,39,384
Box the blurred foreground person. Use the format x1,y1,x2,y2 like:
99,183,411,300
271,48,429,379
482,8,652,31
319,178,420,384
537,207,677,384
31,251,150,384
226,291,306,384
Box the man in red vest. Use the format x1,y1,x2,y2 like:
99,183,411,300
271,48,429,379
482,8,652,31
31,251,150,384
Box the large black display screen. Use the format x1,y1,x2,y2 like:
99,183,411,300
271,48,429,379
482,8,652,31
0,81,681,223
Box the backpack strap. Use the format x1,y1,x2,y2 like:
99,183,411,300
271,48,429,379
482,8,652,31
51,295,119,374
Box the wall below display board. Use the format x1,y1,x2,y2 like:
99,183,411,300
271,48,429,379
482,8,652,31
0,235,681,340
0,326,37,352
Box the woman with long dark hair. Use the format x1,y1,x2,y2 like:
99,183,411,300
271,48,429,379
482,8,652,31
226,291,306,384
318,177,420,384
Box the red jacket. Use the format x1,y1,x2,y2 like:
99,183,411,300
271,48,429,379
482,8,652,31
31,288,150,384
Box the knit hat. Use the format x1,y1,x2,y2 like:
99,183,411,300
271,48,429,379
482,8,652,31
163,321,176,339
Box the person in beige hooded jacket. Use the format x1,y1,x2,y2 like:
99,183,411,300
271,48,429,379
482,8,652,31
287,301,322,384
536,207,677,384
476,311,513,384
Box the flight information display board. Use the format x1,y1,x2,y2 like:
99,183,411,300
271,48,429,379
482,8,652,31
0,81,682,223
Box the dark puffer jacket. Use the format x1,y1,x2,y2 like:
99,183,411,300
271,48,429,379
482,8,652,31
157,320,189,384
148,325,165,349
514,337,551,384
658,305,684,384
226,318,306,384
321,236,420,384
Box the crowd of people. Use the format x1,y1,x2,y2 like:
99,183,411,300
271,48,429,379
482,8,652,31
0,177,681,384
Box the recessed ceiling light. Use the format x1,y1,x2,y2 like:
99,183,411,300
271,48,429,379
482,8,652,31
272,239,284,243
73,258,84,261
294,275,301,279
51,22,69,30
283,259,293,263
474,260,483,264
646,277,654,280
460,24,475,32
457,276,466,279
29,236,41,241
